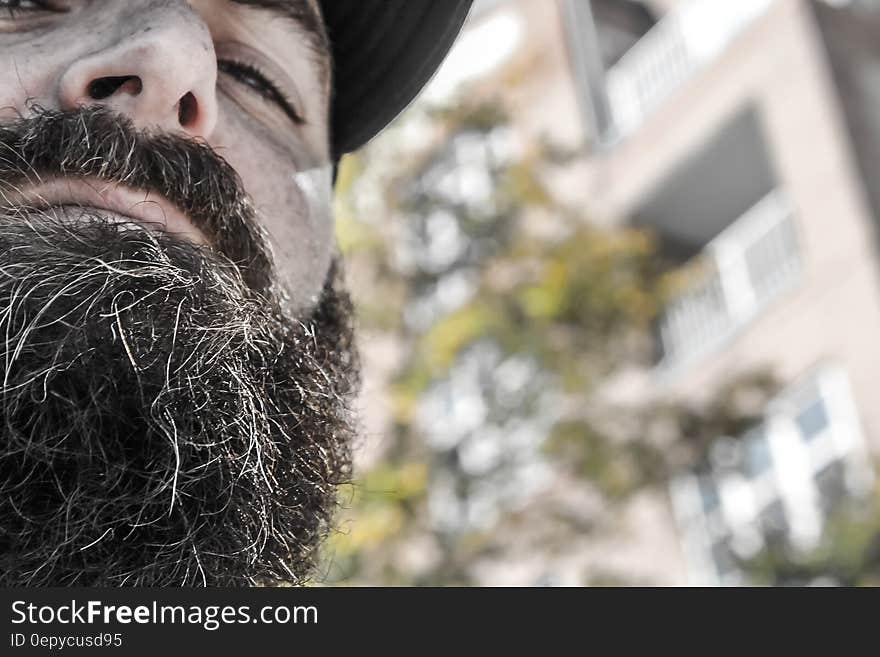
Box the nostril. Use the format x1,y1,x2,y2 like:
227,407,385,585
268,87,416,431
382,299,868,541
177,92,198,128
87,75,142,100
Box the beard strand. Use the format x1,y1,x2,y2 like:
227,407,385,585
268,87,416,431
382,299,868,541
0,213,357,586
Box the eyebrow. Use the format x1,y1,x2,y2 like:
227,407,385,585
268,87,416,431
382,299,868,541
228,0,332,83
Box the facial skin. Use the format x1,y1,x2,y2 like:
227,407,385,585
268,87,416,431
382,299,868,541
0,0,359,586
0,0,334,311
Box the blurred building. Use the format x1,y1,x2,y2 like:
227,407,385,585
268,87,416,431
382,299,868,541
438,0,880,584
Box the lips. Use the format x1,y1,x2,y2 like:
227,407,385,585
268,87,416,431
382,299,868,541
5,177,209,246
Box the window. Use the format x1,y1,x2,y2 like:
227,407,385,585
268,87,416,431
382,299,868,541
670,366,870,585
758,500,788,539
710,539,738,579
814,461,847,512
795,398,829,442
743,430,772,479
698,475,720,513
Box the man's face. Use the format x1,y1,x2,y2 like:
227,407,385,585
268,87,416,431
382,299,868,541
0,0,334,310
0,0,358,587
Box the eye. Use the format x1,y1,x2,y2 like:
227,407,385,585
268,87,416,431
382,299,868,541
217,59,305,126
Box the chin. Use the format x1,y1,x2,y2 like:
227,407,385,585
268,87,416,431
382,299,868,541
0,215,358,586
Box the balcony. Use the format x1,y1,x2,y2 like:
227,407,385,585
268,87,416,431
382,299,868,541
606,0,774,138
658,190,801,369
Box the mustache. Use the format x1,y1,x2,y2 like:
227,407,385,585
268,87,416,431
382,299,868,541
0,105,274,293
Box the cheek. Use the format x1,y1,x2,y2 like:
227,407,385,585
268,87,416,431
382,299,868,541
211,109,335,312
0,12,123,118
0,42,56,118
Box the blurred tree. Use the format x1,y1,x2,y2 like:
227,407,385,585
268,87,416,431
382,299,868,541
324,96,779,586
740,476,880,586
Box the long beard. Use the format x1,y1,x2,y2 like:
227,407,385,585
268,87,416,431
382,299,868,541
0,214,356,586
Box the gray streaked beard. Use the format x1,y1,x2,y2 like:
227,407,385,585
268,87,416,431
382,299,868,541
0,211,357,586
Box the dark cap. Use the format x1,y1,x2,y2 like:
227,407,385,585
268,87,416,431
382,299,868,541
319,0,474,158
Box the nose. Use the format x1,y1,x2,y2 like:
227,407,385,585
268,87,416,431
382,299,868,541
57,10,218,139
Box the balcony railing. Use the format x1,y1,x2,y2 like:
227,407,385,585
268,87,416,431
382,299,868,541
606,0,774,138
659,190,800,368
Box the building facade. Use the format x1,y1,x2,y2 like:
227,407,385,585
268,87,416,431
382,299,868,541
453,0,880,584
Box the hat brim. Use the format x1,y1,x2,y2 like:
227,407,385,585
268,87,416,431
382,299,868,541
319,0,473,158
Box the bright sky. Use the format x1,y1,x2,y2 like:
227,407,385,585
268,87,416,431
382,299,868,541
421,9,525,105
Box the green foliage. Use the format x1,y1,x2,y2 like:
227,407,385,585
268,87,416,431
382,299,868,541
645,370,780,469
427,101,510,134
743,481,880,586
327,97,779,586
